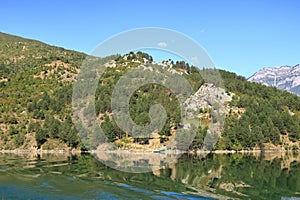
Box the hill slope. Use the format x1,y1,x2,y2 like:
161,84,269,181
0,32,300,151
0,32,86,150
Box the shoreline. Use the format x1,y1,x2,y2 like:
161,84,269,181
0,149,298,154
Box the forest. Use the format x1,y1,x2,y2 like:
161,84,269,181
0,32,300,151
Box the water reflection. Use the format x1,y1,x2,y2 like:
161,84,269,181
155,152,300,199
0,152,299,199
92,150,181,173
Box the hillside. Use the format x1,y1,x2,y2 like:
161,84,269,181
0,32,86,150
0,32,300,151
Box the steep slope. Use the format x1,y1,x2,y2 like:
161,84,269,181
0,32,86,150
248,64,300,95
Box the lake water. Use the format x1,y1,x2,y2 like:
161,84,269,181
0,152,299,199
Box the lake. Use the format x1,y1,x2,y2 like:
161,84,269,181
0,152,299,199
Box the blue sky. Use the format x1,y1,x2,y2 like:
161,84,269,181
0,0,299,77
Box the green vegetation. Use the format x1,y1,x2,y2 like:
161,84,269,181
0,32,84,150
217,71,300,150
0,32,300,151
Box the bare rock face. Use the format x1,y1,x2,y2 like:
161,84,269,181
181,84,234,151
183,83,234,133
184,83,233,113
248,64,300,95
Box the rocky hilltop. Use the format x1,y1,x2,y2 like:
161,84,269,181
248,64,300,95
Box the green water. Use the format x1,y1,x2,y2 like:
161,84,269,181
0,152,299,199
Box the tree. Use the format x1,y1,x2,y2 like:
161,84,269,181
44,115,61,138
58,115,78,147
35,129,47,148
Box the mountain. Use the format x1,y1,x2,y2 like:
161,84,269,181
248,64,300,95
0,32,300,152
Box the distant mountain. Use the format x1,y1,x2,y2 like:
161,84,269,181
248,64,300,95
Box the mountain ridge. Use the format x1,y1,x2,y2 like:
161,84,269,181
248,64,300,95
